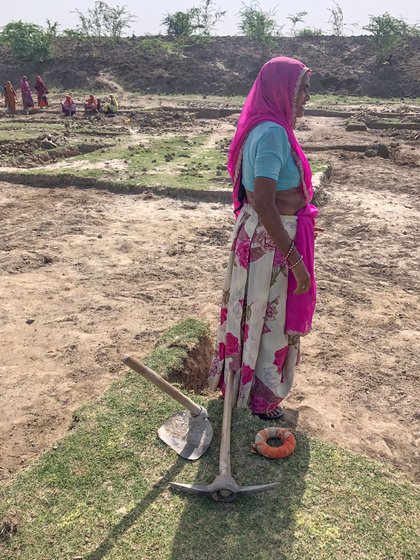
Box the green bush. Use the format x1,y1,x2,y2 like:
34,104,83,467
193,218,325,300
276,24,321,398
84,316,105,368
73,0,135,40
137,37,173,56
363,12,420,62
161,1,225,39
295,27,324,37
0,20,57,61
287,11,308,36
238,1,281,48
161,10,198,38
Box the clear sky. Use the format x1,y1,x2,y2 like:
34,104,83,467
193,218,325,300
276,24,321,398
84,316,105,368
0,0,418,36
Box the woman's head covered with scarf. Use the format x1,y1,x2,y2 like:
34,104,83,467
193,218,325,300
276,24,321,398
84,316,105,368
227,56,313,215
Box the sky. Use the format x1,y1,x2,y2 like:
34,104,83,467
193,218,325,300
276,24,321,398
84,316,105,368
0,0,418,36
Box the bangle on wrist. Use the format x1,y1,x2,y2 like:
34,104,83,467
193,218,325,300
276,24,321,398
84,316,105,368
288,254,303,269
284,241,295,262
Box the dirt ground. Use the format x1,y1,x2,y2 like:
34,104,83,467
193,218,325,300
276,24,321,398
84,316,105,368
0,102,419,483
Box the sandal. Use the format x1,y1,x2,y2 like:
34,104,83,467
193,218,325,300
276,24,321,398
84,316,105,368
255,407,285,421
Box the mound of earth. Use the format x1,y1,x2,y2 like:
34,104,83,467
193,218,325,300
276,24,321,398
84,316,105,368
0,36,419,98
0,136,102,168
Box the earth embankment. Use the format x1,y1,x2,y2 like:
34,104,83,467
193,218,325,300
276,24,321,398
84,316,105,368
0,35,419,98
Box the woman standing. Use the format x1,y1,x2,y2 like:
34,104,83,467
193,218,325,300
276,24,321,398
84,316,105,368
34,75,49,108
20,76,34,113
4,81,18,114
208,57,318,420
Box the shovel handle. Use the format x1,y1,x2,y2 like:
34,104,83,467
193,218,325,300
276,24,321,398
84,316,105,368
123,355,203,417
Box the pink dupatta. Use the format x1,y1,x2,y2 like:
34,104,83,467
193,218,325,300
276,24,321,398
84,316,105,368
20,77,34,106
227,56,318,336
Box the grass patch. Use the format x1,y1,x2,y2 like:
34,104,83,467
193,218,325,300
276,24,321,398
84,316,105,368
0,319,418,560
138,92,246,108
146,318,210,376
6,128,329,192
0,121,65,142
51,91,420,109
310,94,420,107
19,133,230,191
309,160,329,175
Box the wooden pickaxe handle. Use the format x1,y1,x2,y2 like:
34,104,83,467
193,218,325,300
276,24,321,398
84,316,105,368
122,355,203,417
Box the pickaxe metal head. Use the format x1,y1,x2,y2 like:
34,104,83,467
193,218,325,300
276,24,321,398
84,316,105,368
170,474,280,503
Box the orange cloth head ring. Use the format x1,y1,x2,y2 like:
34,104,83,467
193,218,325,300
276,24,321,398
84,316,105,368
251,426,296,459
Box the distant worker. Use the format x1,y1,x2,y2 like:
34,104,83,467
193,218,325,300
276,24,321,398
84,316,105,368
102,94,119,116
20,76,34,114
61,94,76,117
34,75,49,108
4,81,18,114
84,94,97,115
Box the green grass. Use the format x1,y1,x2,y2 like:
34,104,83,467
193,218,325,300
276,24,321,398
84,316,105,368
0,121,65,142
47,91,247,109
2,122,329,191
309,160,329,175
135,92,246,108
19,133,231,190
309,94,420,107
1,319,418,560
146,318,210,375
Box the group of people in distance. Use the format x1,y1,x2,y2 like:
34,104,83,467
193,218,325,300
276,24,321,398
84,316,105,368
1,74,119,117
62,93,119,117
2,75,49,114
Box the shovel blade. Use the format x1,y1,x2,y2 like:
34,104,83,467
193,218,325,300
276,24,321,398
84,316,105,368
158,409,213,461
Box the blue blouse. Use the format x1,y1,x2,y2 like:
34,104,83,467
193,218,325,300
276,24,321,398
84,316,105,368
242,121,300,191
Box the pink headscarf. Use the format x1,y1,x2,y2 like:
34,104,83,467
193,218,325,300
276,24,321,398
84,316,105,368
228,56,313,215
228,56,317,336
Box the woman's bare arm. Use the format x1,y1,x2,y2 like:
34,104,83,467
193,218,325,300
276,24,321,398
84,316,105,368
253,177,311,294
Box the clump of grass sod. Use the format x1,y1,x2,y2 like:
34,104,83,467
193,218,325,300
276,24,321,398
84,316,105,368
1,318,419,560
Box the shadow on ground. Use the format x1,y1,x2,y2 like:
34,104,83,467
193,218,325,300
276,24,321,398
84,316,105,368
83,399,309,560
84,459,186,560
168,401,310,560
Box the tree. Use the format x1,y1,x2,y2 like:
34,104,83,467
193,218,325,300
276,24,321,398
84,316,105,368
162,9,200,38
194,0,226,36
161,1,225,38
327,1,357,36
238,1,281,48
287,12,308,36
0,20,58,61
363,12,420,62
73,1,135,40
327,1,344,36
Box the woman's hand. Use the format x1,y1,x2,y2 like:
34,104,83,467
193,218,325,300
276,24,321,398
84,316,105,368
291,260,311,294
314,226,324,239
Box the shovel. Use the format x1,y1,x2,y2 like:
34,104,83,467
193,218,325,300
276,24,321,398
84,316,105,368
170,368,280,502
123,356,213,460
